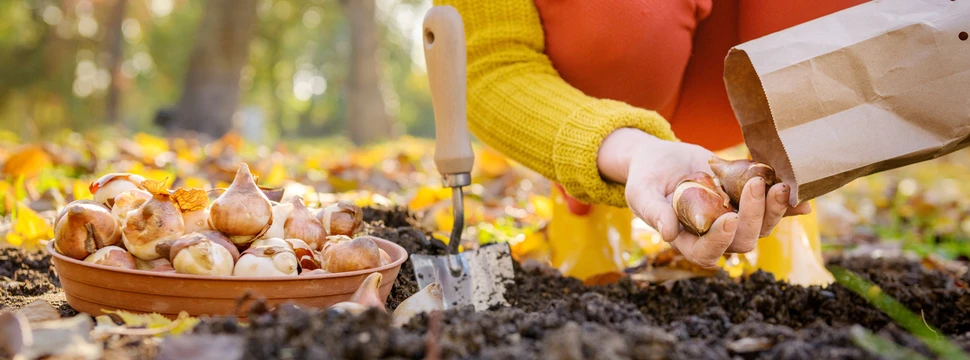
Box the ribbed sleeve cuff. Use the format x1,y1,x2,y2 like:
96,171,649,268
552,99,678,208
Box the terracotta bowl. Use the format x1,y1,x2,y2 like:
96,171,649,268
47,239,408,319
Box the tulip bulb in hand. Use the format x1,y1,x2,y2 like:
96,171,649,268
708,157,778,208
671,172,733,236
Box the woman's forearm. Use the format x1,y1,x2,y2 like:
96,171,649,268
432,0,678,207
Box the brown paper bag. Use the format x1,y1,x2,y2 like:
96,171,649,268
723,0,970,207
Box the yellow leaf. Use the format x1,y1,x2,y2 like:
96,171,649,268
2,145,52,179
181,176,210,190
529,195,553,221
5,232,24,247
474,146,510,178
262,161,287,188
141,179,169,197
408,187,451,211
132,132,169,163
73,180,93,201
7,202,54,248
100,309,200,337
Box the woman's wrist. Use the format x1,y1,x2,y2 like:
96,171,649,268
597,127,665,184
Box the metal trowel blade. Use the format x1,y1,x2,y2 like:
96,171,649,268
410,242,515,311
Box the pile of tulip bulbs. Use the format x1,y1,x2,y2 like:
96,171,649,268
53,163,392,277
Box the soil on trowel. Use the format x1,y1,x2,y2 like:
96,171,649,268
5,206,970,360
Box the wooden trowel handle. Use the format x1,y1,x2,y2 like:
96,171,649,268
423,6,474,177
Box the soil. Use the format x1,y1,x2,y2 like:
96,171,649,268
4,206,970,359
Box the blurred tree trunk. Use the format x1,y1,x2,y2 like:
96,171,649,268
103,0,126,126
343,0,395,145
171,0,258,138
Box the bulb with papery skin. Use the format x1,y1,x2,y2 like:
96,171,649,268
316,200,363,238
232,245,298,277
284,238,321,271
391,282,444,327
671,172,733,236
208,163,273,247
89,173,146,207
283,196,328,250
321,235,383,273
111,189,151,224
260,203,294,240
83,246,136,270
708,157,778,208
54,200,122,260
135,257,172,272
379,249,391,266
121,182,184,260
329,272,386,315
182,208,211,234
169,234,235,276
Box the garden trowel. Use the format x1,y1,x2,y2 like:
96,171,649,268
409,5,514,311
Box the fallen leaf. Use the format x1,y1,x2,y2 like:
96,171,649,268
19,315,101,360
156,334,244,360
100,310,199,337
16,300,60,323
1,145,52,179
172,188,208,212
0,311,30,358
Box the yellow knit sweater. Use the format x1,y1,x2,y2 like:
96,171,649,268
430,0,679,208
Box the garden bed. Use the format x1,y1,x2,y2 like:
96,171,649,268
3,207,970,360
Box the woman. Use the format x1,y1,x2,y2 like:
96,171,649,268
432,0,866,272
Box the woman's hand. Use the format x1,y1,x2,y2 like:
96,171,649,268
597,128,811,268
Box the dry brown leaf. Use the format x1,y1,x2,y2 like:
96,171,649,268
172,188,208,212
141,179,170,197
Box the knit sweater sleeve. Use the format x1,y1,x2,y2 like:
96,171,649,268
431,0,678,207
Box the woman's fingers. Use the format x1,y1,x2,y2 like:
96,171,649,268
759,183,791,237
726,177,766,253
627,186,681,243
673,212,739,269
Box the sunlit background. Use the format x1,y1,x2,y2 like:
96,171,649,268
0,0,435,143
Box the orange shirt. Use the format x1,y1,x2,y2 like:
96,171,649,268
533,0,868,152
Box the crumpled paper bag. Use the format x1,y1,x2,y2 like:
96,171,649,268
724,0,970,206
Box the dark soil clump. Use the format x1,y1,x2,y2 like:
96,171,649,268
0,246,77,316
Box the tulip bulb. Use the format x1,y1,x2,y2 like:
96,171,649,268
135,257,172,272
299,269,329,276
182,209,211,234
83,246,136,270
285,238,322,271
391,282,444,327
321,235,382,273
169,232,237,276
208,163,273,247
260,203,294,240
54,200,122,260
379,249,391,266
283,196,327,250
316,200,363,238
110,189,151,224
121,180,185,260
232,245,298,277
708,157,778,208
89,173,146,207
329,272,386,315
671,172,733,236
